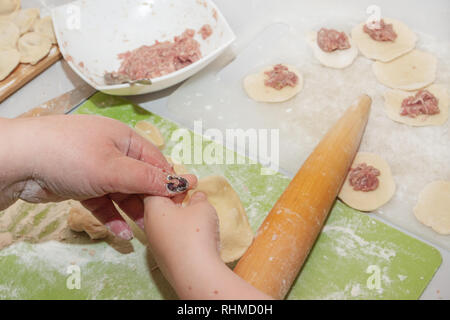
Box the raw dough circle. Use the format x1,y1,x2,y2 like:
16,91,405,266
0,0,20,16
32,15,56,44
165,156,189,175
134,120,165,149
351,18,417,62
0,20,19,48
338,152,396,212
383,84,449,126
183,176,254,263
243,64,303,103
18,31,51,65
12,8,39,35
372,50,437,91
306,31,358,69
0,47,20,80
414,181,450,235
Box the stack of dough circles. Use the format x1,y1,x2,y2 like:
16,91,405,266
351,18,417,62
183,176,254,263
243,64,303,103
372,50,437,91
383,84,449,126
32,16,56,44
11,7,39,35
0,0,20,16
0,47,20,80
306,31,358,69
414,181,450,235
0,20,19,48
18,31,51,65
338,152,396,212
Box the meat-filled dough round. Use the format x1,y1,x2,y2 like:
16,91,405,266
0,47,20,80
18,31,51,65
372,50,437,91
11,8,39,35
338,152,396,212
32,15,56,44
384,84,449,126
0,20,19,48
243,64,303,103
183,176,254,263
414,181,450,235
351,18,417,62
306,31,358,69
0,0,20,16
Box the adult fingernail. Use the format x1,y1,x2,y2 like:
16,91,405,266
136,218,145,231
192,192,206,201
166,175,189,194
105,220,133,241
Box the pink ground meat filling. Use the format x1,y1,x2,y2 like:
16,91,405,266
264,64,298,90
348,163,380,192
400,90,440,118
199,24,213,40
363,19,397,41
316,28,351,52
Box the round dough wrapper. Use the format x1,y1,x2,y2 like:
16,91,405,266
383,84,449,126
183,176,254,263
351,18,417,62
0,0,20,16
18,31,51,65
12,7,39,35
165,156,189,175
32,15,56,44
338,152,396,212
0,20,19,48
414,181,450,235
372,50,437,91
0,47,20,80
134,120,165,149
306,31,358,69
243,64,303,103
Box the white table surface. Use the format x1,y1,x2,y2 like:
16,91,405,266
0,0,448,300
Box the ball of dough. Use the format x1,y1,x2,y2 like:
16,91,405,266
0,0,20,16
372,50,437,91
243,64,303,103
351,18,417,62
383,84,449,126
0,47,20,80
67,207,109,240
0,20,19,48
183,176,254,263
338,152,396,212
306,31,358,69
18,31,51,65
414,181,450,235
32,15,56,44
11,7,39,35
134,120,165,149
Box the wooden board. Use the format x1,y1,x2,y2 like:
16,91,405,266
0,45,62,104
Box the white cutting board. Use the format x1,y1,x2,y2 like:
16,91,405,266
167,0,450,250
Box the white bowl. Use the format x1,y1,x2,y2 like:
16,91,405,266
52,0,235,95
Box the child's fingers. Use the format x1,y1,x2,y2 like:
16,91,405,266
188,192,208,205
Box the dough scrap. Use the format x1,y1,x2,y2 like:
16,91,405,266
243,64,303,103
134,120,165,149
384,84,449,126
32,15,56,44
0,20,19,48
18,31,51,65
351,18,417,62
11,7,39,35
306,31,358,69
414,181,450,235
372,49,437,91
67,207,109,240
0,0,20,16
0,47,20,80
338,152,396,212
183,176,253,263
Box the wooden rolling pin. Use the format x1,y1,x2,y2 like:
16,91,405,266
234,95,372,299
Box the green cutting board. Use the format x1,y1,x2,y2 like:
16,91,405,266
0,93,442,300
